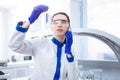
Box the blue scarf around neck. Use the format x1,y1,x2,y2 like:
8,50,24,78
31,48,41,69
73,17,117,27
52,37,64,80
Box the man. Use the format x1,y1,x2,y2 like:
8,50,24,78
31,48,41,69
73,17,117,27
9,5,81,80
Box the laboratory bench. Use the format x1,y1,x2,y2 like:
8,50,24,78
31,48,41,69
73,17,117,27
77,60,120,80
0,60,33,80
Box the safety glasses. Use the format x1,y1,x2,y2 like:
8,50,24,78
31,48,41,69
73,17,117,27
51,19,69,25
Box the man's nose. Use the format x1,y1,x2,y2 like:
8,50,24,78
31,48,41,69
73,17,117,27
57,22,63,26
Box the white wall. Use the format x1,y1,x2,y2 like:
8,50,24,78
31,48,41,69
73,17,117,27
0,8,12,60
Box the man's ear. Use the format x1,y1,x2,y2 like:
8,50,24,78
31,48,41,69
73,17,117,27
67,25,70,30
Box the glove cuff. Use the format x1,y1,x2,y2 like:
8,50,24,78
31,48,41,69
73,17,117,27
65,49,71,54
28,17,37,24
66,54,74,62
16,21,29,33
28,17,33,24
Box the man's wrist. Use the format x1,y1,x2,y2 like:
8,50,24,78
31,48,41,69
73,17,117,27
66,54,74,62
21,20,30,28
16,21,29,33
66,54,72,58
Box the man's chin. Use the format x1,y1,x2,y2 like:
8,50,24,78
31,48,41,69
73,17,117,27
56,33,64,36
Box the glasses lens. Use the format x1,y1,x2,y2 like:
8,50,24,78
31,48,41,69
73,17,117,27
51,19,69,25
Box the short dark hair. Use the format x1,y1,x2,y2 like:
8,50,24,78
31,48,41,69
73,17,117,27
51,12,70,22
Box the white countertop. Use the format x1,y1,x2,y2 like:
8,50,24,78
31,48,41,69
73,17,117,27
8,60,34,66
0,60,34,70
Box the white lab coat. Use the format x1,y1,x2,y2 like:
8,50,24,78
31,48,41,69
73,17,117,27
8,30,81,80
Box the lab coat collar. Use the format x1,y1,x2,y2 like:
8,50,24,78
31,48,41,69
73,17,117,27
52,37,64,47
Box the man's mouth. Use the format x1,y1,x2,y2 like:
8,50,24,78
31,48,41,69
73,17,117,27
57,29,63,32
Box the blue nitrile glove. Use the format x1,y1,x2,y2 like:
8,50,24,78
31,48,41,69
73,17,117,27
65,30,74,62
65,30,73,54
28,5,48,24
